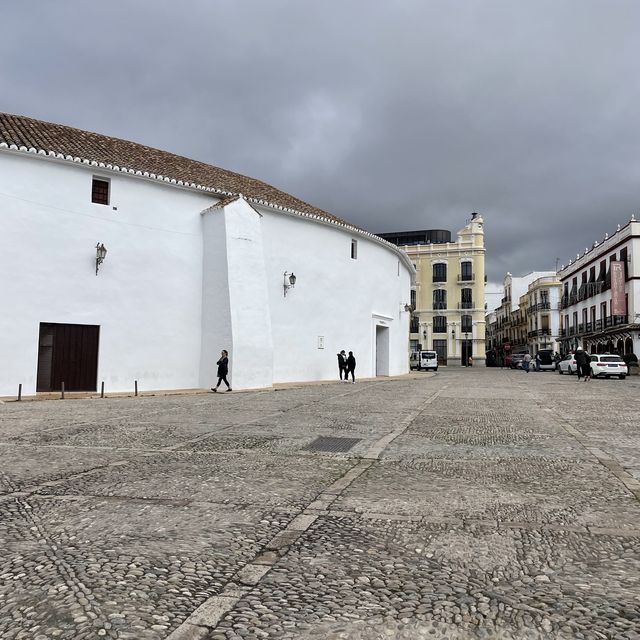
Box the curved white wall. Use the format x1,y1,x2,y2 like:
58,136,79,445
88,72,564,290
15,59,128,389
259,209,411,383
0,150,411,396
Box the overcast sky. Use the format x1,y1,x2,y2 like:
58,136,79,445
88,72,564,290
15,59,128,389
2,0,639,282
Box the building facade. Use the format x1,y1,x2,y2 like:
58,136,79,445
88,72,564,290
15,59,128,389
0,113,414,396
525,274,561,354
491,271,556,364
558,217,640,356
379,215,486,366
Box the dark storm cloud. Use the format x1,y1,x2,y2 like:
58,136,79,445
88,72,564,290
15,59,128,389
2,0,639,281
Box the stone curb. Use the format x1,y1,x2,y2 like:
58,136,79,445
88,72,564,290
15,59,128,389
0,373,436,403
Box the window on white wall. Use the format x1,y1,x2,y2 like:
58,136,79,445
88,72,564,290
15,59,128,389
351,239,358,259
91,177,110,205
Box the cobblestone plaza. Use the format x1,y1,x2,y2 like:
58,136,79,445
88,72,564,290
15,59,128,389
1,369,639,639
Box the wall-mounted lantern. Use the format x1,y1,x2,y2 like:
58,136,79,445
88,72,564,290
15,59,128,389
95,243,107,275
283,271,296,297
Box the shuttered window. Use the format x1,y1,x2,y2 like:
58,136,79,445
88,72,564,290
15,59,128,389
92,178,110,205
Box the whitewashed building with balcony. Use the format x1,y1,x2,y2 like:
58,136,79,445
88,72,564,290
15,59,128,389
558,216,640,356
525,275,562,354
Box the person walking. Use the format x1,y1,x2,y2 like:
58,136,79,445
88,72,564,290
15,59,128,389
574,347,590,382
522,353,532,373
337,350,347,381
535,352,541,372
211,349,232,392
346,351,356,383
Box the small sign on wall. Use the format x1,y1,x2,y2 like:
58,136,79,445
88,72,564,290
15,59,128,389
317,336,325,349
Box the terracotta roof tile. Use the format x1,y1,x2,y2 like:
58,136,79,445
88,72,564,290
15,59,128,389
0,112,349,225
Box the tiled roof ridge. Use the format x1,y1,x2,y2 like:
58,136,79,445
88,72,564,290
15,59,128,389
0,112,415,273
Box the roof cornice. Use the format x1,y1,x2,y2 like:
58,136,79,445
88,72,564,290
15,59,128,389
0,142,415,276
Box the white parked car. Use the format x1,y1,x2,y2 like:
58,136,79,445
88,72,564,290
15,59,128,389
558,353,578,375
589,354,628,380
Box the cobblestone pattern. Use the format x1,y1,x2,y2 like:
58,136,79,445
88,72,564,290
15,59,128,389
208,515,640,639
0,495,293,639
1,370,639,639
33,451,354,511
333,455,640,527
0,445,140,495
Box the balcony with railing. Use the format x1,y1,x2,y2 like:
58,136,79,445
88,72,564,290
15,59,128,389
528,329,551,338
458,274,475,283
527,302,551,315
458,301,474,309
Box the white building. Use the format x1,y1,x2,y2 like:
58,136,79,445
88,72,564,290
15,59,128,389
0,113,413,396
493,271,555,362
525,274,562,354
558,217,640,356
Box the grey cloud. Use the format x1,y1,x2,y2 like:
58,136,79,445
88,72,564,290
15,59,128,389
2,0,639,281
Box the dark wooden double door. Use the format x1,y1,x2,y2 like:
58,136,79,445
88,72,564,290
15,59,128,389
36,323,100,392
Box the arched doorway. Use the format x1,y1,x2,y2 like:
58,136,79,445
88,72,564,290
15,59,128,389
605,340,613,353
625,338,633,355
616,339,624,355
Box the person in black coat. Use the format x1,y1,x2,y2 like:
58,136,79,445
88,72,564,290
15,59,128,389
574,347,590,382
337,350,347,381
346,351,356,383
211,349,232,392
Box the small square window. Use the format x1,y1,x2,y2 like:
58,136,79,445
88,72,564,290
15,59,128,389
92,178,110,205
351,239,358,260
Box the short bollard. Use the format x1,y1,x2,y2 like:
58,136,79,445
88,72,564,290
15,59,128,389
134,380,138,397
100,381,105,398
61,382,65,400
17,384,22,402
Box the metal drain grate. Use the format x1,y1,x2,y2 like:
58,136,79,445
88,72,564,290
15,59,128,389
304,436,362,453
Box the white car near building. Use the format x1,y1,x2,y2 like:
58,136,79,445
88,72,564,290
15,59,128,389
589,354,628,380
557,353,578,375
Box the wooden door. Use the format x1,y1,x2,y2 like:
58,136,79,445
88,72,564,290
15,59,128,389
37,323,100,392
433,339,447,366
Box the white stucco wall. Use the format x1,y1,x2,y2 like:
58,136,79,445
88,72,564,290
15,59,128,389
0,151,213,396
0,150,412,396
258,209,412,383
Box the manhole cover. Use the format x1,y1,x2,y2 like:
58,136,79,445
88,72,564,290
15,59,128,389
304,436,361,453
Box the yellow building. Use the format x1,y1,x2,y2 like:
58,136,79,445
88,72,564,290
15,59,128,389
380,214,486,366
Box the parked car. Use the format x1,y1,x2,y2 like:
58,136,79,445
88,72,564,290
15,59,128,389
536,349,556,371
510,352,528,369
589,354,628,380
558,353,578,374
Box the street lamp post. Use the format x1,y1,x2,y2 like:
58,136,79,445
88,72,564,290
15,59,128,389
464,331,469,367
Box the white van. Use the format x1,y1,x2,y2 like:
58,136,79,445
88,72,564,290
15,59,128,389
410,350,438,371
